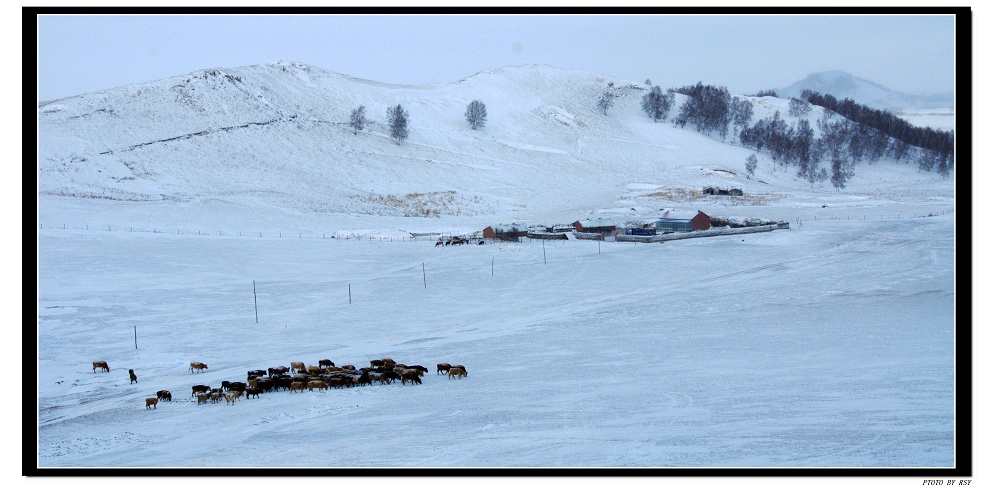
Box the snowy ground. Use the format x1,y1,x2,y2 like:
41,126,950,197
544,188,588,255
32,62,963,474
35,199,955,469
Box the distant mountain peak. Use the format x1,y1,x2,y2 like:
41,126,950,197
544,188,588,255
779,70,952,111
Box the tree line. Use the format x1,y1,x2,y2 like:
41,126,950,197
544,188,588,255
799,89,954,171
627,81,954,188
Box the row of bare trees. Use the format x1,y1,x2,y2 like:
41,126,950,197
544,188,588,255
347,101,489,145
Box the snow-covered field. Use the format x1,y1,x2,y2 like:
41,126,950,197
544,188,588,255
35,198,956,469
34,62,960,470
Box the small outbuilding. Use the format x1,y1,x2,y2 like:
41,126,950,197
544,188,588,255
572,218,617,234
483,223,529,241
655,210,711,232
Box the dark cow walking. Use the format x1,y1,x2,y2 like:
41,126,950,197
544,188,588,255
129,369,138,384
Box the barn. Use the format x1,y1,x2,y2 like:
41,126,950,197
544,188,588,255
572,218,616,234
483,223,529,241
655,210,711,232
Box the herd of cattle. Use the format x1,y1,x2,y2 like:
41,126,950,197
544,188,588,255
91,358,468,410
435,236,482,246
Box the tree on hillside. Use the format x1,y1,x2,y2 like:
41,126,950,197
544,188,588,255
349,105,367,135
788,97,812,117
386,104,409,145
745,153,758,179
596,90,616,115
674,82,732,140
641,85,674,123
465,100,487,130
791,118,815,170
830,156,854,190
730,97,754,138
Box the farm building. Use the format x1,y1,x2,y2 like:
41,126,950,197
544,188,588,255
483,223,529,241
572,218,617,234
703,187,743,196
655,210,711,232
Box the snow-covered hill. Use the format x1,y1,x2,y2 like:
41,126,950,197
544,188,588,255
37,62,954,237
777,70,954,112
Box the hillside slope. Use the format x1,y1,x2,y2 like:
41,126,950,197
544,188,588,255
37,62,955,234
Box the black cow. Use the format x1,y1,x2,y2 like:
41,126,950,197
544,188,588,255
223,381,247,392
273,377,293,391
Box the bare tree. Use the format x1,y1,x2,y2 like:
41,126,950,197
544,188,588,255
641,85,674,123
745,153,758,179
349,105,366,135
730,97,754,137
788,97,812,117
465,100,487,130
830,156,854,190
387,104,409,145
597,90,616,115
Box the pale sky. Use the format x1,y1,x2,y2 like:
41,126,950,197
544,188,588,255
36,13,958,102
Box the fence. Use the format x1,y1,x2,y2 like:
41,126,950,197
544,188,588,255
35,223,434,242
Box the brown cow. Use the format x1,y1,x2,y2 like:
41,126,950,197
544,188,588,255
92,361,110,373
290,361,306,374
436,363,451,375
156,390,172,401
145,397,158,409
401,369,422,385
307,380,327,392
189,362,208,373
307,365,322,376
196,392,210,406
289,381,307,393
448,367,467,379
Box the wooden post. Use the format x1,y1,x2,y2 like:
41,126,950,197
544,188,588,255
134,325,138,349
543,241,546,265
349,284,352,304
253,280,259,323
423,263,427,288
